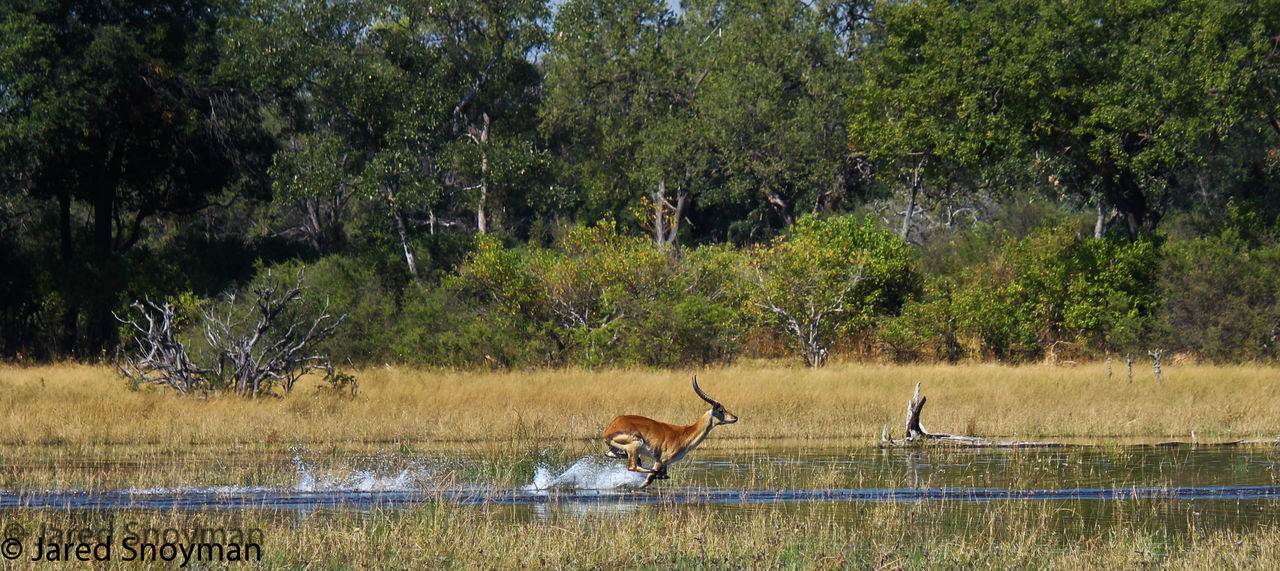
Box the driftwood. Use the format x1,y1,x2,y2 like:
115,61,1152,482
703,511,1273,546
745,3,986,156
880,383,1063,448
879,383,1280,449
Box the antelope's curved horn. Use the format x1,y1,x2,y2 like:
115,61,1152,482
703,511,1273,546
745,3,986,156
692,376,721,408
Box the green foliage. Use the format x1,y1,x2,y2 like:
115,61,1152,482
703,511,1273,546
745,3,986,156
5,0,1280,368
456,223,749,367
1156,227,1280,362
886,222,1160,362
747,215,918,365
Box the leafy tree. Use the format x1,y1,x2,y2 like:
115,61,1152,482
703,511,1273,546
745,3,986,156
225,0,548,283
0,0,273,357
1156,205,1280,361
543,0,856,247
688,0,856,243
848,1,1033,242
541,0,695,246
746,215,916,366
853,0,1277,240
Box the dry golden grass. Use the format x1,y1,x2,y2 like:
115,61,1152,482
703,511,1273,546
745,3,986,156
2,361,1278,450
4,363,1280,567
4,501,1279,568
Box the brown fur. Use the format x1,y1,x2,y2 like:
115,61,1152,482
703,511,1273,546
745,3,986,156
601,378,737,487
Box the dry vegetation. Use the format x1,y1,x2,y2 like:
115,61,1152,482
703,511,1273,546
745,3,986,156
4,502,1280,568
3,363,1280,567
2,361,1278,449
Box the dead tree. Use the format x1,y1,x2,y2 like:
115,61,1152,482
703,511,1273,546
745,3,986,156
116,269,346,397
203,271,345,397
1148,349,1165,382
115,299,210,395
880,383,1280,449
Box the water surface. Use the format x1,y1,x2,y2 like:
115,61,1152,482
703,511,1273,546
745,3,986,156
4,445,1278,531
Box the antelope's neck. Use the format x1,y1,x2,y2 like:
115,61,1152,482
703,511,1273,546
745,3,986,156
680,409,717,448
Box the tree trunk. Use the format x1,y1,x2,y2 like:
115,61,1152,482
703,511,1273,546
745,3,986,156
900,159,924,240
57,186,78,355
385,184,420,284
881,383,1063,448
763,185,793,226
652,181,688,254
86,131,126,355
652,181,666,249
476,113,490,235
1094,197,1105,239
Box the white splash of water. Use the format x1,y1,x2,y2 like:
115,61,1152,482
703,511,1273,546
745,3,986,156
292,454,316,491
523,456,648,492
291,454,429,492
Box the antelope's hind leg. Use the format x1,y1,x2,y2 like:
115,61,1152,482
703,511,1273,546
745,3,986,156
607,435,655,474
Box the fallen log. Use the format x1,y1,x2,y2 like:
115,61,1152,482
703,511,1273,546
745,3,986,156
880,383,1065,448
878,383,1280,449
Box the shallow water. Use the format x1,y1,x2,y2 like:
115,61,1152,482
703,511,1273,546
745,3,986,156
3,446,1279,530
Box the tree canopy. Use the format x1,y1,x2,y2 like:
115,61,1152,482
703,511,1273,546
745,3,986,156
2,0,1278,367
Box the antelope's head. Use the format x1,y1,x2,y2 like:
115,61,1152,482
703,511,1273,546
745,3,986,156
693,376,737,425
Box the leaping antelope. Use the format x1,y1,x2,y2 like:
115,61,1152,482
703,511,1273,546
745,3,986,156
602,376,738,487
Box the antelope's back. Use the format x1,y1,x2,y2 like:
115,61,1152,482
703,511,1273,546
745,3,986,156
603,414,670,441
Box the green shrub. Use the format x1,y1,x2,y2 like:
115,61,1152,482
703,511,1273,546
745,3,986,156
1156,230,1280,361
884,221,1159,362
745,215,919,366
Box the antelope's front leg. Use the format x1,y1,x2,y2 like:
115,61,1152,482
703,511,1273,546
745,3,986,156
641,461,669,487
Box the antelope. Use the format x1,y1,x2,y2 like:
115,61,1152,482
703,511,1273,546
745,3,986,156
602,376,738,487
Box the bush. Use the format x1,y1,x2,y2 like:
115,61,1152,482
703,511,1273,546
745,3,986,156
1156,230,1280,361
455,223,749,367
745,215,919,366
884,221,1159,362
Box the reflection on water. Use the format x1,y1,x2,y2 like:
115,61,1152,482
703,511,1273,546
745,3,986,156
3,445,1280,533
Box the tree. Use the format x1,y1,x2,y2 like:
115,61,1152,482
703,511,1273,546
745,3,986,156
541,0,694,247
0,0,273,357
225,0,548,283
848,1,1032,242
746,215,916,366
852,0,1277,241
543,0,856,247
683,0,857,243
116,269,346,397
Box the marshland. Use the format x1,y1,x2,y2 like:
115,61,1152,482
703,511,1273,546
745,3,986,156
3,363,1280,567
8,0,1280,567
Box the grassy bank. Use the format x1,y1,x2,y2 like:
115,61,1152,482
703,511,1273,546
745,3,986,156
1,362,1277,449
4,501,1280,568
3,363,1280,567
